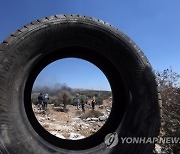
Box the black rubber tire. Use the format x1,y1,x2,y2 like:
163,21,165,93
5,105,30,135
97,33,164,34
0,15,161,154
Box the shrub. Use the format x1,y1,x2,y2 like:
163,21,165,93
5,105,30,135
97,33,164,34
75,110,82,116
80,110,103,119
95,97,103,105
56,90,72,109
155,68,180,153
31,93,38,105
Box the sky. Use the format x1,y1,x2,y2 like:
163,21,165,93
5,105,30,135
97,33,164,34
0,0,180,90
33,58,111,91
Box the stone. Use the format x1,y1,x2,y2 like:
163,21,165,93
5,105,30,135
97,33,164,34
106,109,111,112
86,118,91,121
39,117,45,121
91,118,99,121
49,131,66,139
155,144,161,154
99,105,104,109
99,115,108,121
91,130,96,133
49,131,57,135
69,133,85,140
98,123,102,127
55,133,66,139
69,118,81,122
83,123,90,127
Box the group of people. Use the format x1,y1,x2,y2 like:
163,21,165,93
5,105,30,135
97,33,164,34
76,97,96,112
37,93,96,112
37,93,49,111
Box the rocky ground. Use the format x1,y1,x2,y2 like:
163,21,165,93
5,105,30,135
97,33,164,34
32,102,111,140
32,103,177,153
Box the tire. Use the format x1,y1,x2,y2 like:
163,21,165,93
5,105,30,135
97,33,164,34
0,14,161,154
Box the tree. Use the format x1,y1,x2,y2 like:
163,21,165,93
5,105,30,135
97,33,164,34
57,90,72,110
155,68,180,153
156,68,180,91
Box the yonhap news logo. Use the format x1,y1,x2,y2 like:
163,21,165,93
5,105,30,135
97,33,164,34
120,137,180,144
104,133,180,148
104,132,119,148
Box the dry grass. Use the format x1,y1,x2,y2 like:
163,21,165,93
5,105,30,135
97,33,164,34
80,110,103,119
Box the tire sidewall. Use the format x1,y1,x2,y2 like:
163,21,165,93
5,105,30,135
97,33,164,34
0,18,160,154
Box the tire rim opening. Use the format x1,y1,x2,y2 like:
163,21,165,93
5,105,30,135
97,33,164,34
31,58,113,140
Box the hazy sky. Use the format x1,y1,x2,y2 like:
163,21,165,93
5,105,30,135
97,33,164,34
33,58,111,91
0,0,180,90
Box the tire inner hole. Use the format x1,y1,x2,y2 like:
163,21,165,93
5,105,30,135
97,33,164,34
31,58,113,140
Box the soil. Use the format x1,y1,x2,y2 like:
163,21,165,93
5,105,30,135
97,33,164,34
32,100,111,140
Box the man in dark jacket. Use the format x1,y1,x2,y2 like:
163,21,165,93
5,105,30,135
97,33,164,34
81,98,85,112
37,93,44,110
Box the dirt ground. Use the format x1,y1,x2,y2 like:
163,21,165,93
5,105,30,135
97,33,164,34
32,101,111,140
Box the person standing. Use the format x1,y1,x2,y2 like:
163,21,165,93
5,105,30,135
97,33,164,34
43,93,49,111
77,98,80,110
81,98,85,112
37,93,44,110
91,99,96,110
